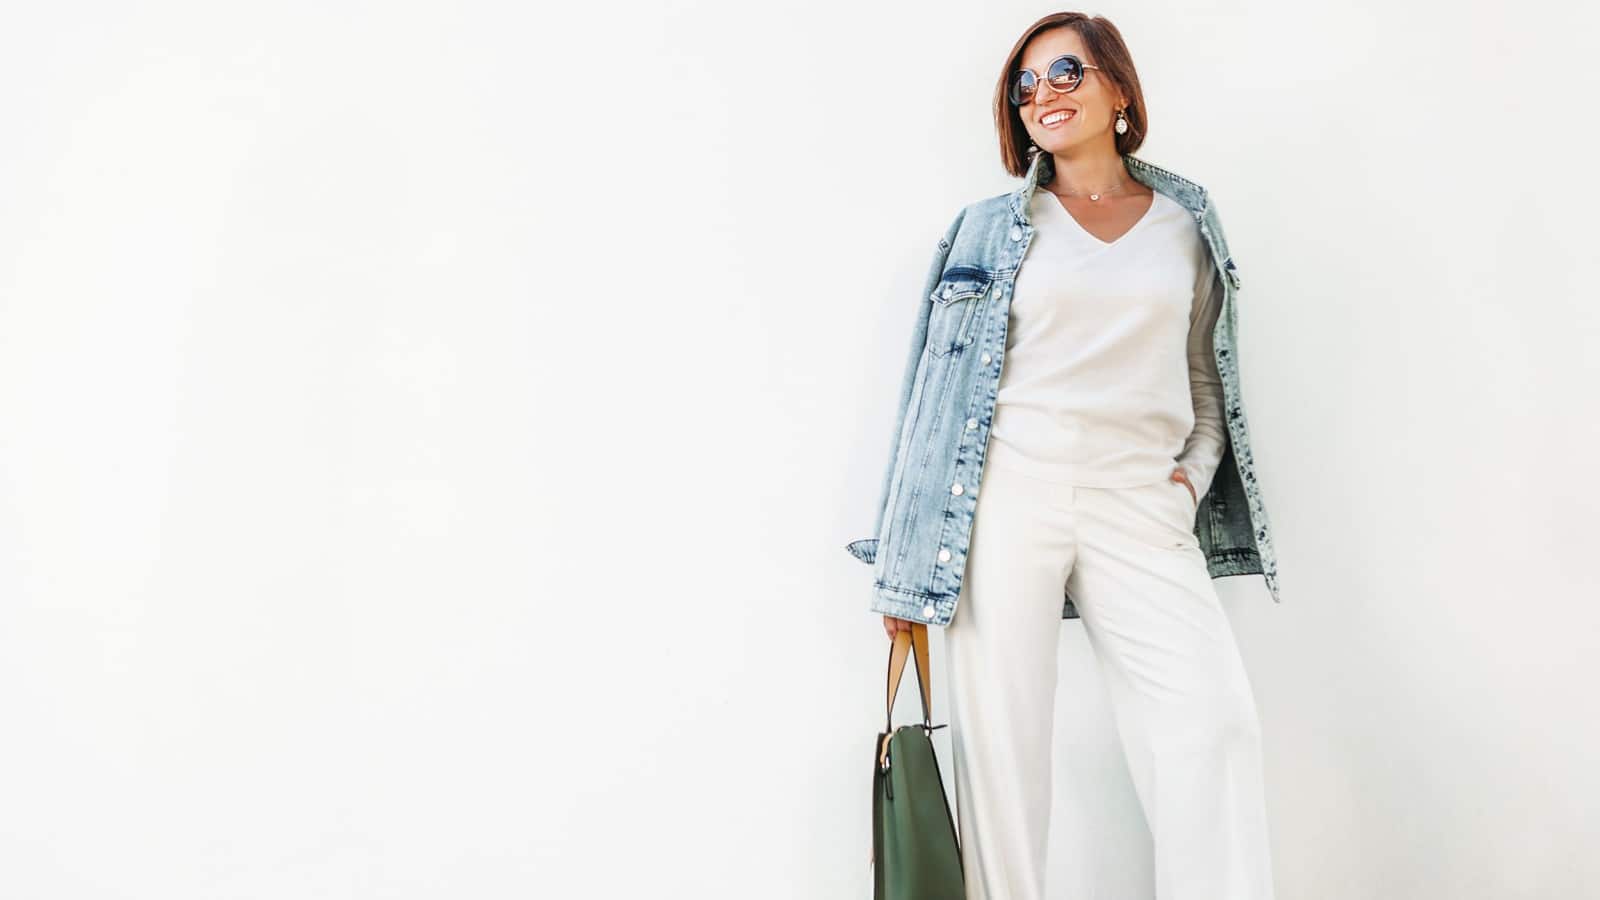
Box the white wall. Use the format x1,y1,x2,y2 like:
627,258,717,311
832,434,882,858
1,2,1596,898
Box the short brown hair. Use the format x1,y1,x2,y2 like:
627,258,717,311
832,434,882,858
994,13,1148,177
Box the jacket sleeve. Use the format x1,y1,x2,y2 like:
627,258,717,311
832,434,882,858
1175,247,1227,500
846,206,967,566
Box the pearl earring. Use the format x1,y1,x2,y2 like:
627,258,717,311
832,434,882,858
1114,109,1129,135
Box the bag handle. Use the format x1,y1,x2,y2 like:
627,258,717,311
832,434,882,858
878,622,945,770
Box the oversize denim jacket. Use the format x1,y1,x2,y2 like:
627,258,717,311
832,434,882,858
847,150,1280,626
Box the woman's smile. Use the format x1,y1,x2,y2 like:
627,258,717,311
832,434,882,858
1039,108,1077,127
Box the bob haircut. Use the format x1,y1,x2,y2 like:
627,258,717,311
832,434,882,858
994,12,1149,177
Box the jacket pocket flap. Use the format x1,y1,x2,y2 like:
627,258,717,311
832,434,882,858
930,266,992,305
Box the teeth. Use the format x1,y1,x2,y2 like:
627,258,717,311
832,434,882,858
1043,110,1075,124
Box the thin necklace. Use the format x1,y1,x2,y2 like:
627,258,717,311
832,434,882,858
1045,177,1131,203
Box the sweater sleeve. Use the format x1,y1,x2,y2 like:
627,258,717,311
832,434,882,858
1175,250,1227,499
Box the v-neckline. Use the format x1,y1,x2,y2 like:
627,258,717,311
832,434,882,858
1045,188,1161,247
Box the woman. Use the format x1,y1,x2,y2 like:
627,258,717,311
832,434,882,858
850,12,1279,900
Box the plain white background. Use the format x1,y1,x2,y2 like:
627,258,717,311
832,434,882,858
2,1,1597,897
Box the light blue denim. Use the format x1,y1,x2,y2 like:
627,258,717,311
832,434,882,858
848,151,1280,625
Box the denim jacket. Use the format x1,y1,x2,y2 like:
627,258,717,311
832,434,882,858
847,150,1280,626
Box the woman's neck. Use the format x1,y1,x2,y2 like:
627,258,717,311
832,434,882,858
1046,149,1132,194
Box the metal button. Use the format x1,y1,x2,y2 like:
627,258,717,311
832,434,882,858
938,548,951,562
922,604,936,617
951,483,964,495
966,418,978,430
1009,225,1022,241
980,353,992,365
942,284,953,299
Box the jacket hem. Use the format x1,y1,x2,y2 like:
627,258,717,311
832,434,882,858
1204,550,1261,579
845,538,878,565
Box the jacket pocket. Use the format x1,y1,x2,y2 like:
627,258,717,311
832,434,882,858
925,266,992,357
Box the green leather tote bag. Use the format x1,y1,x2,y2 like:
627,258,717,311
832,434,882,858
871,621,964,899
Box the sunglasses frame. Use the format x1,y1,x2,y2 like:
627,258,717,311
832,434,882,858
1008,53,1103,106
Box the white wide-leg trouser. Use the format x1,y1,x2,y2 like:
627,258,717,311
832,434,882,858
944,439,1276,900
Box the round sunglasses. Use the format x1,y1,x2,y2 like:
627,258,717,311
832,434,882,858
1008,54,1102,106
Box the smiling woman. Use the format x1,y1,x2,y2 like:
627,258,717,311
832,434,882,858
998,21,1157,242
853,11,1281,900
994,15,1148,174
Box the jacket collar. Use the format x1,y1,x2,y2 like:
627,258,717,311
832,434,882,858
1009,149,1210,225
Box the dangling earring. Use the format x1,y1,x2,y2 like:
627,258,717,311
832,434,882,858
1114,108,1129,135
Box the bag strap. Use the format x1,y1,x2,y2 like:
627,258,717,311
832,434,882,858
879,623,944,769
885,622,933,728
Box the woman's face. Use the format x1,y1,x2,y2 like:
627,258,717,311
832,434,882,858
1014,27,1126,156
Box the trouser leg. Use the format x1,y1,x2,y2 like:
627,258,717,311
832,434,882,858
1066,478,1277,900
944,448,1076,900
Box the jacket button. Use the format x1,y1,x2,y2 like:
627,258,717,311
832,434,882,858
951,483,964,495
942,284,954,299
922,605,936,617
1009,225,1022,241
966,418,978,429
980,353,992,365
938,548,951,562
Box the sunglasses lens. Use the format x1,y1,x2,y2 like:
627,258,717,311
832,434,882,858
1047,56,1084,90
1009,70,1036,105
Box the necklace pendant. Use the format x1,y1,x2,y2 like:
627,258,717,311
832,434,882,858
1089,193,1100,201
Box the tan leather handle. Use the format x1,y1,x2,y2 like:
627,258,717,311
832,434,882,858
886,623,933,723
879,622,938,769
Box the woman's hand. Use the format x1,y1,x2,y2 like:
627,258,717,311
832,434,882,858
1170,467,1196,505
883,615,915,640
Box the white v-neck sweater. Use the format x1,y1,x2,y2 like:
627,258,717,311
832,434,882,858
987,187,1228,497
